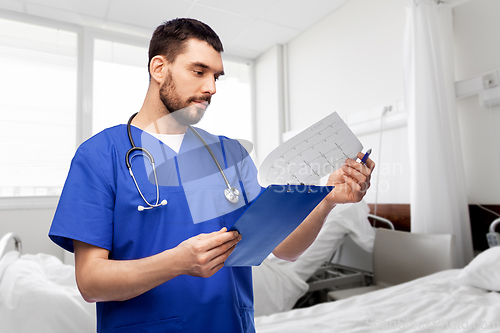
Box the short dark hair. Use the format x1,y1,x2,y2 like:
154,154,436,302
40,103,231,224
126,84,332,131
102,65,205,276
148,18,224,73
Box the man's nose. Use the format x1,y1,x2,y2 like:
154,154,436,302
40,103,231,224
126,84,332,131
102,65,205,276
202,76,216,96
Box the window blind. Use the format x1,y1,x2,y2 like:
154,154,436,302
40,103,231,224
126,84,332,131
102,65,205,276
0,18,77,197
92,39,149,134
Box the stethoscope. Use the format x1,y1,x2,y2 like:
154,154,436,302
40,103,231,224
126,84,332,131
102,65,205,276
125,112,240,211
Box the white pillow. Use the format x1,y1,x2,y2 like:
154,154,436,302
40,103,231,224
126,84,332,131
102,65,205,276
455,246,500,291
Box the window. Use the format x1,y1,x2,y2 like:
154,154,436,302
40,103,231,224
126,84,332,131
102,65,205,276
0,18,77,197
93,39,149,134
0,19,254,198
198,60,253,143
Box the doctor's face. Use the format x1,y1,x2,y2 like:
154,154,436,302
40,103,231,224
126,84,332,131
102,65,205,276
159,38,224,126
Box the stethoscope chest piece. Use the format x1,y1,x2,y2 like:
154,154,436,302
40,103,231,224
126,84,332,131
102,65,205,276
225,187,240,204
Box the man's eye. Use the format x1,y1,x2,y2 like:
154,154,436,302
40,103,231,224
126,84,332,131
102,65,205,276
194,71,203,76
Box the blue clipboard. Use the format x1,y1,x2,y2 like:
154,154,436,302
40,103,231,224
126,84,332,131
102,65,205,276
225,184,334,267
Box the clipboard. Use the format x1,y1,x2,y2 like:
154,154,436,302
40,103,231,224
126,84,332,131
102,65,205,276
224,184,334,267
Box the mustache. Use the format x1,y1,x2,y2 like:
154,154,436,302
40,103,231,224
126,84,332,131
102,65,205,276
188,95,211,104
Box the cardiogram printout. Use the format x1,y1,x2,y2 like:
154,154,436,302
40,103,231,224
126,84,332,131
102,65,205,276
259,112,363,187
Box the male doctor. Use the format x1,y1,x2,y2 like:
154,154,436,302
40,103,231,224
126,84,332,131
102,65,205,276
49,18,374,333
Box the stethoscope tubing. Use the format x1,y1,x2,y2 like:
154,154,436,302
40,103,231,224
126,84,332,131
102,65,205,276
187,125,232,189
126,112,239,210
128,154,161,208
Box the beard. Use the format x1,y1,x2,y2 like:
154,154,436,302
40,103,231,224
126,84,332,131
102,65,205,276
159,69,211,126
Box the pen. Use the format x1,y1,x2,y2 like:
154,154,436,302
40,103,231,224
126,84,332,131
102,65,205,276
360,148,372,165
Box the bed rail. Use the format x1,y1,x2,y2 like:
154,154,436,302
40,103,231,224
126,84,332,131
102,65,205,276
0,232,22,260
368,214,395,230
487,217,500,247
489,217,500,233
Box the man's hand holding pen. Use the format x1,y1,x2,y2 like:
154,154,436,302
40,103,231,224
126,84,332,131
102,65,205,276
325,150,375,205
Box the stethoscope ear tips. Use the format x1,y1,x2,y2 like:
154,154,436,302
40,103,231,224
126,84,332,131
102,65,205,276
137,200,167,211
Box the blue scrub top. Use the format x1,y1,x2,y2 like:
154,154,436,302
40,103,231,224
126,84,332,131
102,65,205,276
49,124,263,333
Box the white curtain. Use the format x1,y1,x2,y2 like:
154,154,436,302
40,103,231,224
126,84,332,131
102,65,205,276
404,0,474,268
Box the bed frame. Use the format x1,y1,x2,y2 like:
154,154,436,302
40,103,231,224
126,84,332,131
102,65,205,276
0,232,22,260
295,215,393,307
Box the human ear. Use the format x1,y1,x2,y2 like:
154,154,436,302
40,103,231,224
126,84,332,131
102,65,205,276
149,55,166,84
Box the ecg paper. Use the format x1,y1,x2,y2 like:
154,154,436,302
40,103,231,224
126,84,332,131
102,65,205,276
259,112,363,187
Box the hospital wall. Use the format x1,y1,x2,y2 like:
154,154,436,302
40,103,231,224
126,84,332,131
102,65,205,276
453,0,500,205
0,204,60,259
255,0,500,207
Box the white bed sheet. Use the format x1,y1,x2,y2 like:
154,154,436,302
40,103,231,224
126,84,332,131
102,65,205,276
255,269,500,333
0,251,95,333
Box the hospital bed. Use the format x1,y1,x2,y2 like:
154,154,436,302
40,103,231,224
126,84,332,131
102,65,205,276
294,214,395,307
0,232,95,333
255,264,500,333
327,227,455,300
255,218,500,333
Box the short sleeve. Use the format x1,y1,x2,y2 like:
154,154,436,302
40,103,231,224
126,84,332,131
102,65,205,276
49,143,116,253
